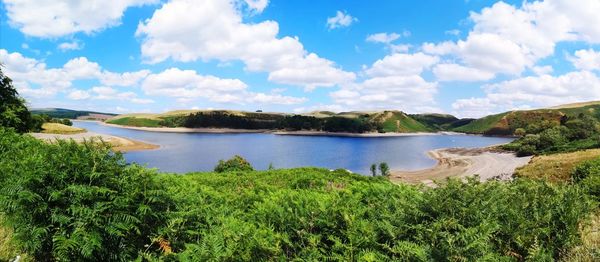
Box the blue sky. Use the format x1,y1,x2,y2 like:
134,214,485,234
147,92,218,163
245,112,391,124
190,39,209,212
1,0,600,117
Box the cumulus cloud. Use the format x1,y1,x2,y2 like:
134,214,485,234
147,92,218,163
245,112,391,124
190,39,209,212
136,0,355,89
365,53,439,77
3,0,158,37
433,63,495,82
0,49,151,99
424,0,600,83
452,71,600,118
569,49,600,71
326,10,357,29
141,68,306,105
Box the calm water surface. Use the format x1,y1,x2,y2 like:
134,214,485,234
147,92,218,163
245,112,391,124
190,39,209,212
74,121,514,175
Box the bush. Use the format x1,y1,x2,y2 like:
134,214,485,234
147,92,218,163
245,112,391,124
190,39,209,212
517,144,537,157
0,128,172,261
214,155,254,173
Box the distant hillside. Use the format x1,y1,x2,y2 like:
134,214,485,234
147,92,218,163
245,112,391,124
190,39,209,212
453,103,600,135
409,113,474,131
31,108,117,120
107,110,440,133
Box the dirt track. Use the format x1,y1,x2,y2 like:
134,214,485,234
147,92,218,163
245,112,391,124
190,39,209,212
390,147,532,186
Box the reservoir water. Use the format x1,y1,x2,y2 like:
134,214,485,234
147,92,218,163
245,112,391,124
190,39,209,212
73,121,514,175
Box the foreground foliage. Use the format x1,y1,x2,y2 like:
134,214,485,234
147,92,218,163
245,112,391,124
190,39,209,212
0,129,597,261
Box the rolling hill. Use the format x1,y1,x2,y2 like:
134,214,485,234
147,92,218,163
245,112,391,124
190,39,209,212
31,108,117,120
453,103,600,135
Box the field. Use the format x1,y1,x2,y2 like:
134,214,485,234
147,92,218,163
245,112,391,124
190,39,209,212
515,149,600,182
40,123,86,134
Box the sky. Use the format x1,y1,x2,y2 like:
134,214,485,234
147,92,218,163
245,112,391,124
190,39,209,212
1,0,600,118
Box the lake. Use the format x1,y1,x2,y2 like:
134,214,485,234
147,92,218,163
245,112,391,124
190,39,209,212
73,121,514,175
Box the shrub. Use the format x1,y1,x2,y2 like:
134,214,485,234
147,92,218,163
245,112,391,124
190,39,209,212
214,155,254,173
517,145,537,157
0,128,172,261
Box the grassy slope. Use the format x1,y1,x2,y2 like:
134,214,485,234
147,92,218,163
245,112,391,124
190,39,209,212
453,112,509,134
515,149,600,182
106,117,162,127
40,123,86,134
454,104,600,135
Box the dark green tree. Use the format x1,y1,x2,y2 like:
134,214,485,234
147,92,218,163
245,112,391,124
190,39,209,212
379,162,390,177
0,67,33,133
370,164,377,176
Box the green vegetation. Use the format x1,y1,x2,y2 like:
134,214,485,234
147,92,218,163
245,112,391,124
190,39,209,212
503,113,600,156
410,113,473,131
0,68,35,133
214,155,254,173
108,110,440,133
0,128,598,260
106,117,162,127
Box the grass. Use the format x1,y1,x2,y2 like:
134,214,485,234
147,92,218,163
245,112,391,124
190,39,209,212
40,123,86,134
453,112,508,133
106,117,162,127
515,149,600,182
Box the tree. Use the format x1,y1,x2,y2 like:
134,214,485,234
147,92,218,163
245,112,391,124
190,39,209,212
214,155,254,173
379,162,390,177
514,128,526,137
0,67,33,133
370,164,377,176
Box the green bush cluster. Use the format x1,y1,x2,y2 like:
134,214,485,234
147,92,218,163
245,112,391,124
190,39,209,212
572,158,600,201
0,128,596,261
214,155,254,173
503,114,600,156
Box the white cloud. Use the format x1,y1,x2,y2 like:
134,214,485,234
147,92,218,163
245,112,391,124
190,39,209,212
569,49,600,71
366,33,401,44
67,90,91,100
3,0,158,38
452,71,600,118
141,68,306,105
423,0,600,82
365,53,439,77
100,70,151,87
58,41,83,51
326,10,357,30
244,0,269,13
532,65,553,75
330,76,439,113
433,63,495,82
0,49,151,100
136,0,355,89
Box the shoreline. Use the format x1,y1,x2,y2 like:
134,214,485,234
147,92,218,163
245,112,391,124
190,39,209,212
29,131,159,152
390,147,532,186
94,121,470,137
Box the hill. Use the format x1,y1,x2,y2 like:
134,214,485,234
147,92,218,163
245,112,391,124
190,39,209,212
106,110,437,133
453,103,600,135
31,108,117,120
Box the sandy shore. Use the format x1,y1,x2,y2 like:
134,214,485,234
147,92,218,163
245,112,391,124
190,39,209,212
30,132,159,152
390,147,532,187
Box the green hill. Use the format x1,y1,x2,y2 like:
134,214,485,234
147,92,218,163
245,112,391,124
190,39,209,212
106,110,438,133
453,103,600,135
31,108,117,120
